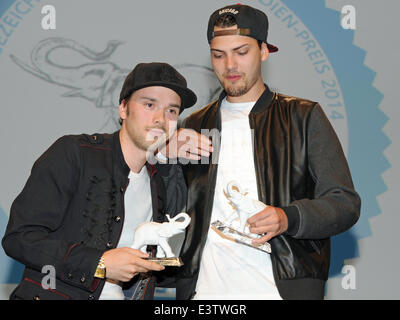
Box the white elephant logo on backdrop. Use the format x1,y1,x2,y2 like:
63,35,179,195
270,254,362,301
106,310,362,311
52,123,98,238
10,37,221,128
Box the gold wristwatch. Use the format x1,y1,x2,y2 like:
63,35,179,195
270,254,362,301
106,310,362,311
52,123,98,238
94,255,106,279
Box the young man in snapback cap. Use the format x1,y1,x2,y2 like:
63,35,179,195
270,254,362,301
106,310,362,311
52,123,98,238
167,4,361,300
2,62,196,300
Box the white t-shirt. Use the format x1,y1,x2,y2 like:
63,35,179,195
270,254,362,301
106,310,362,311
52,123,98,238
99,166,153,300
193,98,282,300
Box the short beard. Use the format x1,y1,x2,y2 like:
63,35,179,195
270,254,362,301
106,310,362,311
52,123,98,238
124,105,166,152
221,74,251,97
224,83,250,97
132,137,153,152
134,129,166,152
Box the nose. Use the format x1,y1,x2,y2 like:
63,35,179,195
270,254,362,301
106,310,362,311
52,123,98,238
153,107,165,125
225,54,237,71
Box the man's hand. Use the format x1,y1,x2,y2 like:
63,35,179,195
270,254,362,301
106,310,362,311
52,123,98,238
247,206,288,245
159,128,213,160
102,247,165,282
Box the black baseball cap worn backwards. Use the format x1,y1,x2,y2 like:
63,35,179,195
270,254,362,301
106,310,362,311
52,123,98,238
207,3,278,53
119,62,197,113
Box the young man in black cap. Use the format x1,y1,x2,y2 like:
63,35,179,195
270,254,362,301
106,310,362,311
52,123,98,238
167,4,361,300
2,62,196,300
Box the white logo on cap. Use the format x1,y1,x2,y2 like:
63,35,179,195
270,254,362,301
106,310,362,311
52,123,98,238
219,8,239,15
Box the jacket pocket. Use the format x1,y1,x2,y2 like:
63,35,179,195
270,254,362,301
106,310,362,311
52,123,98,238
10,277,70,300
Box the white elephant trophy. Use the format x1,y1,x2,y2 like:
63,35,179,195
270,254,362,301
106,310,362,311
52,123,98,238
225,180,267,232
131,212,191,266
211,181,271,253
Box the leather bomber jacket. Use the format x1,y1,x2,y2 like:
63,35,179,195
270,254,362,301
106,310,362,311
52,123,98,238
176,86,361,300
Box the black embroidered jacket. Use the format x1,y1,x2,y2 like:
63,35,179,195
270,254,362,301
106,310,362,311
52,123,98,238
2,131,186,300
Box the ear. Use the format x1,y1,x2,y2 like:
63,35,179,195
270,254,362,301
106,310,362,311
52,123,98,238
261,42,269,62
118,100,128,121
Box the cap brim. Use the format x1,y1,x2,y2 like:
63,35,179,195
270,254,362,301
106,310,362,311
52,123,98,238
126,82,197,114
163,83,197,114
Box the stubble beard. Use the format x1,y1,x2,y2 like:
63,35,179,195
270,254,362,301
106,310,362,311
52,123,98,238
124,107,168,152
140,128,168,152
220,63,263,98
224,83,249,97
125,125,167,154
222,74,252,97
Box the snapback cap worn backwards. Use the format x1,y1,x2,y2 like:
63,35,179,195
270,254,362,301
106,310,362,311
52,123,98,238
119,62,197,113
207,4,278,53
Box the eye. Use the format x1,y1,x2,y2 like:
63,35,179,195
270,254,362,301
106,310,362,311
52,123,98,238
166,108,179,117
212,53,223,59
144,102,154,109
237,50,248,56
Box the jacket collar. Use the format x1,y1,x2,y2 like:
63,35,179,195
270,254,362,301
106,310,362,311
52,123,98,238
215,84,274,114
113,130,130,177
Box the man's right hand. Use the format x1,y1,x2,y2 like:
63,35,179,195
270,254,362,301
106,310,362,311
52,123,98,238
102,247,165,282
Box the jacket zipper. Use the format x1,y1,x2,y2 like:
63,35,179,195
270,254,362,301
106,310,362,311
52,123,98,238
201,110,221,250
187,104,221,297
249,113,266,203
249,112,282,286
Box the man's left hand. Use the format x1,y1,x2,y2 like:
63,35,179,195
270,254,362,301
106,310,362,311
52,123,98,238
248,206,288,245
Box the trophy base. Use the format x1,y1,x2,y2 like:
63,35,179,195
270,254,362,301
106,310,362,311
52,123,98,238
211,220,271,253
144,257,184,267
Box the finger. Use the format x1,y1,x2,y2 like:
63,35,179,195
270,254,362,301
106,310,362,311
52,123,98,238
178,143,204,160
249,213,281,228
179,130,213,153
186,145,210,158
195,147,211,158
128,248,150,258
177,143,196,157
247,206,273,224
135,258,165,271
148,262,166,271
249,214,269,226
198,135,213,152
189,131,212,147
177,129,199,143
134,263,159,273
143,262,165,272
252,233,273,245
249,223,277,235
179,150,201,160
187,154,202,161
184,140,211,156
247,209,271,225
249,225,268,235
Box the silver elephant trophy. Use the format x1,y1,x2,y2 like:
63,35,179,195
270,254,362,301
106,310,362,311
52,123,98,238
131,212,191,267
211,181,271,253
